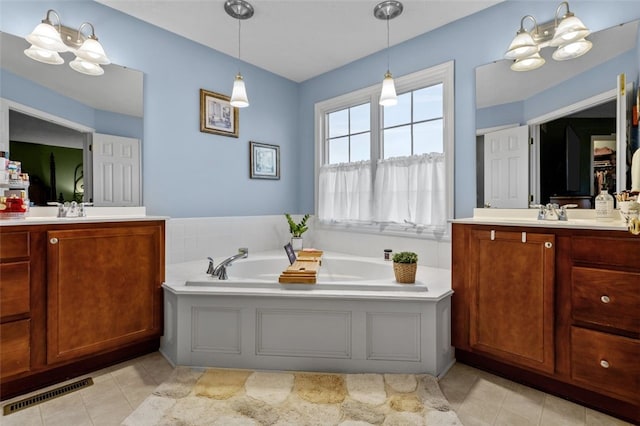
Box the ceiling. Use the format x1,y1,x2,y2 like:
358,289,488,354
96,0,503,82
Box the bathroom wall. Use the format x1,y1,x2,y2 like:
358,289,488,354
3,1,638,220
1,0,299,218
297,1,640,219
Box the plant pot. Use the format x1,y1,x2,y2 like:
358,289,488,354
290,237,303,251
393,262,417,284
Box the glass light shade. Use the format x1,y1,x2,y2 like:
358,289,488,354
24,45,64,64
504,31,538,60
75,38,110,65
69,57,104,76
379,72,398,106
26,22,66,52
552,38,592,61
230,73,249,108
550,15,590,47
510,52,545,72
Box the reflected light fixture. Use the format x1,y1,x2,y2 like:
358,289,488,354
374,0,403,106
225,0,254,108
504,1,591,72
24,9,110,76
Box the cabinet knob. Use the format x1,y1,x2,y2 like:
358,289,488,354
600,295,610,304
600,360,610,369
50,237,58,244
544,242,553,248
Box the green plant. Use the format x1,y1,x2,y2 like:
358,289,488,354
285,213,310,237
392,251,418,264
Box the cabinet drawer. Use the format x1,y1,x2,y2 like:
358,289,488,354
571,236,640,269
0,319,30,379
571,327,640,403
0,262,30,319
572,267,640,334
0,231,29,260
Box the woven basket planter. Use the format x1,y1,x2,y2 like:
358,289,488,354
393,262,417,284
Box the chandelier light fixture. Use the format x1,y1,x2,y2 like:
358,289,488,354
225,0,253,108
374,0,403,106
504,1,591,72
24,9,110,76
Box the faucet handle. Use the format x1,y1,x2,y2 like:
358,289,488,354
206,257,215,275
561,204,578,209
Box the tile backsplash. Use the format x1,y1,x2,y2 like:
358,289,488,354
166,215,451,269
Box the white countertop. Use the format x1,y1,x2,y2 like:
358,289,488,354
0,206,168,226
451,208,629,231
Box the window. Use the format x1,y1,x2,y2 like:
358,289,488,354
315,61,454,236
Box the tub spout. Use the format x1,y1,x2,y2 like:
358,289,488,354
211,248,248,280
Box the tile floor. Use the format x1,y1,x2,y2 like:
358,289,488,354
0,352,633,426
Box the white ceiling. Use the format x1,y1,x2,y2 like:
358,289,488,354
96,0,503,82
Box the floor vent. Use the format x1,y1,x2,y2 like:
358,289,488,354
2,377,93,416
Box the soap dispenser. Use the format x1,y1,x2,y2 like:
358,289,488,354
595,189,614,221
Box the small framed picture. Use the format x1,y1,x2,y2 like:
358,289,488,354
250,141,280,180
200,89,239,138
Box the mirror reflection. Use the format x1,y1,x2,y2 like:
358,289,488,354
1,31,143,206
475,20,639,209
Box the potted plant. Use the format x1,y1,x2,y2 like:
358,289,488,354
285,213,310,250
392,251,418,284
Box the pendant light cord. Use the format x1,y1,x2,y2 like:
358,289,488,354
237,18,242,73
386,17,390,73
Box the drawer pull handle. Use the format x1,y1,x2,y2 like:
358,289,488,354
50,237,59,244
600,295,610,304
600,360,610,369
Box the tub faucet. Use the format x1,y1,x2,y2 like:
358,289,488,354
209,248,248,280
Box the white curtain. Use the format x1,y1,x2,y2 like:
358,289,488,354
318,161,372,222
373,153,446,227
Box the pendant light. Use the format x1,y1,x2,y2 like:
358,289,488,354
225,0,253,108
374,1,403,106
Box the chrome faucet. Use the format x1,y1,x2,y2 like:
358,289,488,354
531,203,577,221
207,248,248,280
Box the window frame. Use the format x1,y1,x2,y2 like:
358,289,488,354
314,61,454,240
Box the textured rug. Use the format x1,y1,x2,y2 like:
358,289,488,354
122,367,463,425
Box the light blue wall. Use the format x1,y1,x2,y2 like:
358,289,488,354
1,0,299,218
298,1,640,218
2,1,638,219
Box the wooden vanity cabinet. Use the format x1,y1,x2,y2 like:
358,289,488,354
452,224,640,424
0,220,165,400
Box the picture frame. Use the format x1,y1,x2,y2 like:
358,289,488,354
250,141,280,180
200,89,239,137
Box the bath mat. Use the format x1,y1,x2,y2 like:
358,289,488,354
122,367,463,425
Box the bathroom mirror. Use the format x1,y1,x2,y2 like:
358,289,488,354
0,31,143,206
475,20,639,208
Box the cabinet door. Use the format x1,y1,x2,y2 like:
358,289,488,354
469,229,555,374
46,225,163,364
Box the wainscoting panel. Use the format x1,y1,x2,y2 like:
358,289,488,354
191,307,241,354
366,312,421,361
256,309,351,358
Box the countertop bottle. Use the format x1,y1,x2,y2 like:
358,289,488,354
595,189,614,221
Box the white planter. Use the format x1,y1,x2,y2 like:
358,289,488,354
290,237,303,251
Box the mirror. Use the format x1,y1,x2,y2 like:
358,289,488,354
476,20,639,208
0,31,143,206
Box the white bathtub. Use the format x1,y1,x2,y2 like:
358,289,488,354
184,253,428,292
161,250,454,376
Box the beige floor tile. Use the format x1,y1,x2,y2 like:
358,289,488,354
495,407,539,426
40,392,92,426
500,385,544,424
585,408,635,426
465,376,510,405
540,394,586,426
0,405,44,426
457,395,502,426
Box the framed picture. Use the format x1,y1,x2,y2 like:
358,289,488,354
200,89,239,137
250,141,280,180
